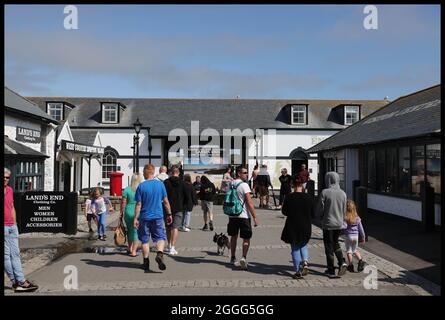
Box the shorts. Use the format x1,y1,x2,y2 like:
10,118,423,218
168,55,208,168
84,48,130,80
227,218,252,240
171,212,184,229
257,186,268,196
345,235,359,254
86,214,96,222
137,218,167,244
201,200,213,214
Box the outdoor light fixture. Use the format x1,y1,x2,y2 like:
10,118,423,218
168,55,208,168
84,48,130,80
133,118,142,134
133,118,143,173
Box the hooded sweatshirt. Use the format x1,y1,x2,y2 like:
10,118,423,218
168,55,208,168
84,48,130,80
164,176,189,214
317,172,347,230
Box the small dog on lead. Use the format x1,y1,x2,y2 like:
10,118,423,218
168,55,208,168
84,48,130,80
213,232,230,255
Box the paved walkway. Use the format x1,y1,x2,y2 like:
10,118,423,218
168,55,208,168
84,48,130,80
4,201,440,295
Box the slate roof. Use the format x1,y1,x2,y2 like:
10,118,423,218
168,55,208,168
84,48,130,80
26,96,387,136
4,87,59,124
71,129,99,146
4,135,48,158
307,84,441,153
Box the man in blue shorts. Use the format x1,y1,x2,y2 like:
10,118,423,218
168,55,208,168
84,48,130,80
134,164,172,272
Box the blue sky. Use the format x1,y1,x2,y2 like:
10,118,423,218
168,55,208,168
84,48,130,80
5,5,440,100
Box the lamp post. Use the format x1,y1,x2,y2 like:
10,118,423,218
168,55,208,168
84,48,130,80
147,127,152,164
254,132,260,166
133,118,142,173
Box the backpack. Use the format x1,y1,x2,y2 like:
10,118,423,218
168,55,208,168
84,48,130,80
223,181,246,216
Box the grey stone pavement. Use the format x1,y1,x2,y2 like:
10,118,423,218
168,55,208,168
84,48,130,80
4,200,440,296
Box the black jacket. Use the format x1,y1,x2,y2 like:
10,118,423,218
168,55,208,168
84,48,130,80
279,174,292,194
164,176,190,214
200,181,216,202
280,192,314,246
184,182,198,211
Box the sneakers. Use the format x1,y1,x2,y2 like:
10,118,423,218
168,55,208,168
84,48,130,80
338,263,348,277
143,257,150,272
347,264,355,273
239,257,248,270
169,247,178,255
183,227,191,232
292,271,303,279
357,260,365,272
230,256,237,265
155,252,166,271
324,269,337,278
209,221,214,231
202,224,209,231
301,261,309,276
14,280,38,292
164,244,172,253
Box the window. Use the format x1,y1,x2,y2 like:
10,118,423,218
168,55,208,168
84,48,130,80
376,149,386,192
426,144,441,194
344,106,360,125
291,105,307,125
47,102,63,120
398,146,411,194
367,150,376,189
14,160,44,191
326,157,336,172
102,103,118,123
102,148,118,179
385,148,397,193
411,145,425,195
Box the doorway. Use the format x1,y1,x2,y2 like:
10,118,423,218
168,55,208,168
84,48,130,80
289,147,308,176
63,162,71,192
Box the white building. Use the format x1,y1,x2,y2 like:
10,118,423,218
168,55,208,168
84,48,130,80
26,95,388,192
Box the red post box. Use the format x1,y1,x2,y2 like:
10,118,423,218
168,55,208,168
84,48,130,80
109,172,124,196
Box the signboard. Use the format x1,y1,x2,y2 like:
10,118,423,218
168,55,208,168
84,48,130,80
16,126,41,144
61,140,104,155
14,192,78,234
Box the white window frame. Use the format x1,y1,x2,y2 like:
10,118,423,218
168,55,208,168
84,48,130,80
291,105,307,125
102,103,118,124
47,102,64,121
344,105,360,125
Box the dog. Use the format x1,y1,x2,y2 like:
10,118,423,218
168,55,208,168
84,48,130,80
213,232,230,256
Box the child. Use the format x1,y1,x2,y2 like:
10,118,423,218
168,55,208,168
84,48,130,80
84,191,96,233
342,200,366,272
91,188,114,241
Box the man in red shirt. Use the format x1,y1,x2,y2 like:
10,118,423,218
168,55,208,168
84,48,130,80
4,167,38,292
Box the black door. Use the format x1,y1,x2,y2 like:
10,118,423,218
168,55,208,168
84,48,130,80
63,162,71,192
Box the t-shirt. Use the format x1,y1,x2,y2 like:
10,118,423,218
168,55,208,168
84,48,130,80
85,198,93,214
4,186,15,226
230,179,252,219
92,197,111,215
135,179,167,221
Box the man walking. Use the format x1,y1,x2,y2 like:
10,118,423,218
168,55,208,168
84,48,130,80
228,166,259,270
156,165,169,182
134,164,172,272
256,164,273,209
4,168,38,292
164,165,190,255
317,171,348,277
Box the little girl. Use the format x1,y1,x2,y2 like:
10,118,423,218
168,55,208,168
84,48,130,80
342,200,366,272
91,188,113,241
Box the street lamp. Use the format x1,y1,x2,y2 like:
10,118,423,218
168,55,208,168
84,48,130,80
254,131,261,166
133,118,142,173
147,127,152,164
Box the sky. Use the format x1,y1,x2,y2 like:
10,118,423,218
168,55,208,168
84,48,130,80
4,5,441,100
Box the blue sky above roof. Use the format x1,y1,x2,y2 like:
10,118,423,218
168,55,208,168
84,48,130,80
5,4,440,100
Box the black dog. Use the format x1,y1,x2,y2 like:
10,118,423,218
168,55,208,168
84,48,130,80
213,233,230,256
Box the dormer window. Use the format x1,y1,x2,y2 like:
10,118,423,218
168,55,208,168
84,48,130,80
47,102,64,120
291,105,307,125
344,105,360,125
101,103,119,124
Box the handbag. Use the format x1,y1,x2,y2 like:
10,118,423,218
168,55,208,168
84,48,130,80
114,217,127,246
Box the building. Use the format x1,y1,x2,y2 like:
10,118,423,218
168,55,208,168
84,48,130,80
4,87,59,191
26,95,388,192
307,84,441,226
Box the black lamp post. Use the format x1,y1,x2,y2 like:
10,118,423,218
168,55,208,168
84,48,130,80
147,127,152,164
254,132,260,166
133,118,142,173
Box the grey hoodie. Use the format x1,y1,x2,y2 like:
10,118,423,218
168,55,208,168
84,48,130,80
317,172,347,230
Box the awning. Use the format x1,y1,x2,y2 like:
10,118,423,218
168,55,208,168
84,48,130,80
4,135,49,158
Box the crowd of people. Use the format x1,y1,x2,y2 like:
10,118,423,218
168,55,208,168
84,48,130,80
4,162,367,292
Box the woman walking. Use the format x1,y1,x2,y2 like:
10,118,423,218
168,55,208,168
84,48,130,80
220,166,233,193
281,176,315,279
251,164,259,198
121,173,143,256
181,174,198,232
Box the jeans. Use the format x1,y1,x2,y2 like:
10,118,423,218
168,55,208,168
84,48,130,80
323,229,345,271
290,243,309,272
97,213,106,237
182,211,191,228
4,225,26,283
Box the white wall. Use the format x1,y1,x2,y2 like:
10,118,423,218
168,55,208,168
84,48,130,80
5,115,44,152
271,130,338,157
368,193,441,226
98,129,162,157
